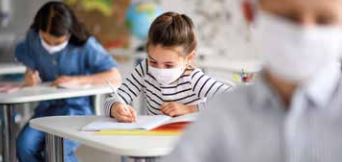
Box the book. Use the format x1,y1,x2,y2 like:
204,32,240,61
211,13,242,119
81,113,198,132
95,129,182,136
57,82,92,89
0,83,22,93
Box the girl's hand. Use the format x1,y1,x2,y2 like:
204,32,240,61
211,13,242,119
160,102,198,117
110,103,137,123
23,69,41,86
51,75,83,87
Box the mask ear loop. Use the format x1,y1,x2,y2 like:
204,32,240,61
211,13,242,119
183,53,195,76
186,50,197,69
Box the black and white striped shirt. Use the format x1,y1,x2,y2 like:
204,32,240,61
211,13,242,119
104,59,234,116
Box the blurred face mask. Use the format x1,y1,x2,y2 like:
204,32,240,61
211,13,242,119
252,10,341,83
149,63,186,85
40,36,68,54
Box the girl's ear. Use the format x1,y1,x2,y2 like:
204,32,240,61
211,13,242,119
186,50,196,66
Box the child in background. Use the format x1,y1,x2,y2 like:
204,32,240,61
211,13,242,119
104,12,234,122
15,2,121,162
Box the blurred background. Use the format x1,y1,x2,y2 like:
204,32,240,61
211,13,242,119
0,0,260,68
0,0,261,161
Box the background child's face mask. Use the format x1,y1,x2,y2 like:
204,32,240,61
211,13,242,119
40,37,68,54
252,10,341,83
39,32,69,54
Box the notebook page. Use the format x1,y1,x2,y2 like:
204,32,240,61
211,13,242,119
81,115,171,131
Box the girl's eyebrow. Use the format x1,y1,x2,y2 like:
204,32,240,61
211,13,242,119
148,56,157,61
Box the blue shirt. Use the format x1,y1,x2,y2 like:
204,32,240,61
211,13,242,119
15,30,117,115
163,63,341,162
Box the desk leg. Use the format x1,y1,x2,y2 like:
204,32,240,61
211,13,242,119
45,134,64,162
93,94,103,115
2,104,16,162
120,156,128,162
128,156,160,162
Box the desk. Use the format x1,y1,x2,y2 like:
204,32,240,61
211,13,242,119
30,116,179,162
0,84,113,162
0,63,26,75
197,59,262,73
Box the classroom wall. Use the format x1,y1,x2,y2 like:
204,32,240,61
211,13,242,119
161,0,258,62
0,0,258,63
0,0,57,63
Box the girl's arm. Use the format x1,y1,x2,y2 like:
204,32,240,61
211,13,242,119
104,61,146,117
78,68,121,85
160,102,198,117
52,68,121,86
53,37,121,87
191,70,234,104
23,68,41,86
161,70,233,117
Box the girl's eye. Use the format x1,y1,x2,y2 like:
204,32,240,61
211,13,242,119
165,64,175,69
316,15,337,25
278,13,300,24
150,61,157,65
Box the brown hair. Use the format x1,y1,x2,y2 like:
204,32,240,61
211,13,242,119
31,1,90,46
147,12,197,55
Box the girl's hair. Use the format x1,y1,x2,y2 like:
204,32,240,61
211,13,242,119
30,1,90,46
147,12,197,55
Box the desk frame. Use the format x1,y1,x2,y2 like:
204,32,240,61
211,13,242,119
0,85,113,162
44,134,161,162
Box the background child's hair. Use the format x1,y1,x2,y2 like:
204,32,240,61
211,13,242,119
30,1,90,46
147,12,197,55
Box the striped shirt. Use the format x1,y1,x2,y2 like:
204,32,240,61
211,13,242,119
104,59,233,116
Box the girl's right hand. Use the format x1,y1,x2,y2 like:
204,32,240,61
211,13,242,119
23,69,41,86
110,103,137,123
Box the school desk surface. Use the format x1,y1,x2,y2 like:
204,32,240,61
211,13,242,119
0,63,26,75
30,116,180,162
0,84,114,162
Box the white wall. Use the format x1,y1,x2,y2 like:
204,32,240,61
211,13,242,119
0,0,57,62
160,0,258,62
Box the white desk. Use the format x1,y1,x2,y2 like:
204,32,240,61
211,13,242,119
197,59,262,73
30,116,179,162
0,63,26,75
0,84,113,162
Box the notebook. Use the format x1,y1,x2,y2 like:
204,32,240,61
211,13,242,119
57,82,92,89
0,83,22,93
81,113,198,131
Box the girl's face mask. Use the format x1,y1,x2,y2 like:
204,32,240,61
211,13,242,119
40,38,68,54
149,61,187,85
39,31,69,54
147,45,193,85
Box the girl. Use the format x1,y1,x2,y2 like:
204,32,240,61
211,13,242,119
104,12,233,122
15,2,121,162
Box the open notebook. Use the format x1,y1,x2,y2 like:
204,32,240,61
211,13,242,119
0,83,22,93
81,113,198,131
57,83,92,89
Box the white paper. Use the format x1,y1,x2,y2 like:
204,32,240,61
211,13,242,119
57,83,92,89
81,115,171,131
81,113,199,131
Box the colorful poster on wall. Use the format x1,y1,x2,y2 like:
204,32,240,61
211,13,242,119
65,0,130,49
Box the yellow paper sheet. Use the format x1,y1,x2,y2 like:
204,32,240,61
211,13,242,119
96,130,181,136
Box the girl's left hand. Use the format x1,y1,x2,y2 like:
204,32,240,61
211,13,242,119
52,75,83,87
160,102,198,117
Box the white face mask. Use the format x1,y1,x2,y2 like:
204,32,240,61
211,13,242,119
149,64,186,85
40,36,68,54
251,10,341,83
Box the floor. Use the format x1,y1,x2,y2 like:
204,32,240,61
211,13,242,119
76,145,121,162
